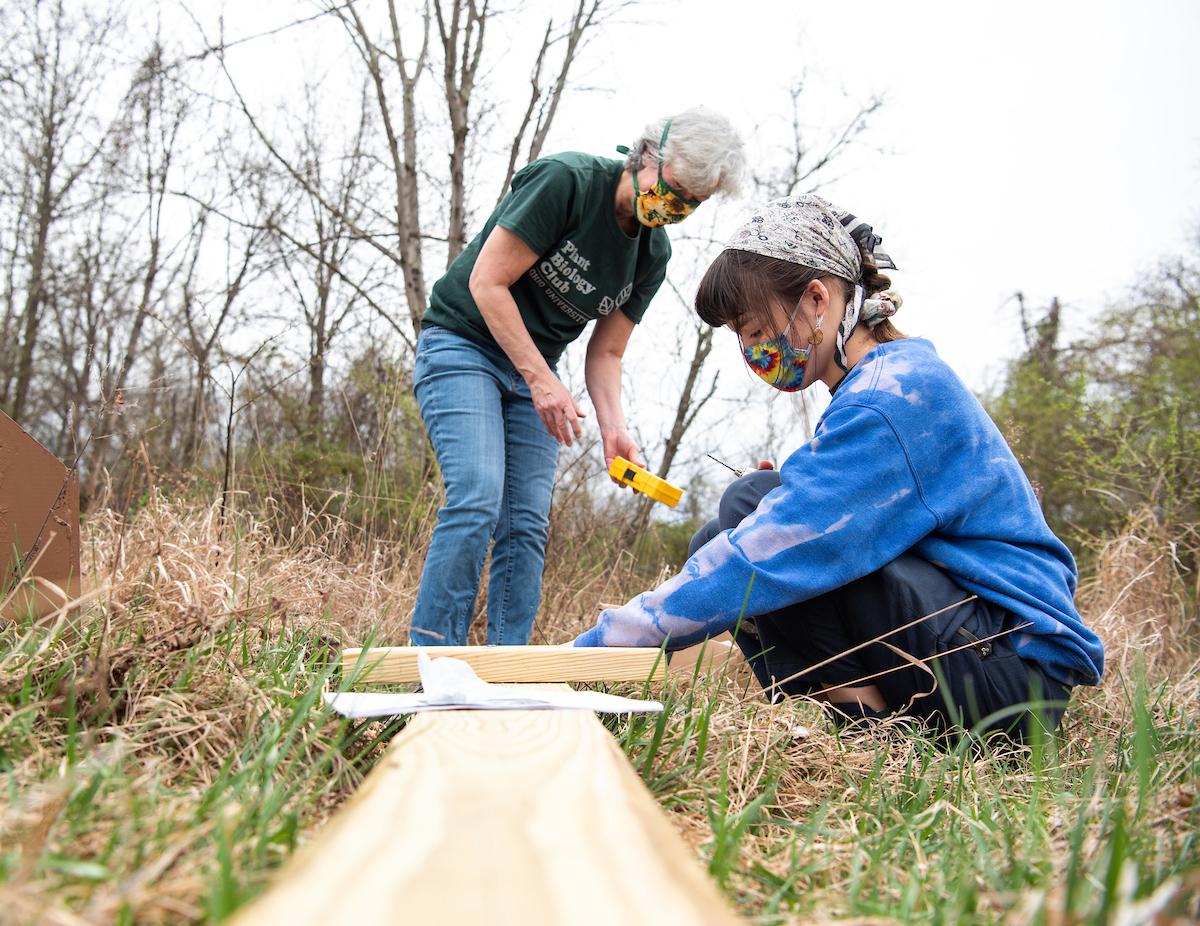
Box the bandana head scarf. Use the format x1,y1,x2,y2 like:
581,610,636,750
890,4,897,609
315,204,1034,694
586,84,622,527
724,195,898,372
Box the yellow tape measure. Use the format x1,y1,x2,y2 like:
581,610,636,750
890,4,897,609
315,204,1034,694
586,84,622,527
608,456,683,508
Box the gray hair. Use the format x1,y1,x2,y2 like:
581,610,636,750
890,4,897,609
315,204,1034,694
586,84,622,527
622,107,745,199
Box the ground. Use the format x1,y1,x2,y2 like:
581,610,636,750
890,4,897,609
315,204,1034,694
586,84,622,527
1,495,1197,924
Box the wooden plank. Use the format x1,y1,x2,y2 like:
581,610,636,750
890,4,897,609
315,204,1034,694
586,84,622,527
229,689,741,926
343,644,667,685
667,633,741,678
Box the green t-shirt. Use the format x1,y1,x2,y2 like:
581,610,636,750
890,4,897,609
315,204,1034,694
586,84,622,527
423,153,671,364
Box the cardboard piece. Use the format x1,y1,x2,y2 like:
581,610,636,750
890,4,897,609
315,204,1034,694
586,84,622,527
0,410,81,621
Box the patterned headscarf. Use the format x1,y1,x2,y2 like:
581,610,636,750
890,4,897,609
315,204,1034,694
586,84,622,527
724,195,898,372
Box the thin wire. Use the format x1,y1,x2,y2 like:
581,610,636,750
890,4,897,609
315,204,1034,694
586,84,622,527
800,621,1035,703
740,594,979,704
706,453,744,478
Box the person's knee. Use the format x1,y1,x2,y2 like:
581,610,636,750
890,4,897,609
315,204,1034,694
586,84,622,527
499,479,554,541
717,469,782,530
846,553,962,614
688,518,721,557
440,469,504,525
503,510,551,549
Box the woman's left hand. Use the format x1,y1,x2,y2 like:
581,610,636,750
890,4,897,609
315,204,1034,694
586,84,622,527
604,427,644,485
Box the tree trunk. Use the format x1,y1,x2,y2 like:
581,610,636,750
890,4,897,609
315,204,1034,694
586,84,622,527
629,323,717,540
10,150,56,422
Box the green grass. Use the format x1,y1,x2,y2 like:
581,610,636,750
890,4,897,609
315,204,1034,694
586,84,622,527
619,665,1199,923
1,496,1197,924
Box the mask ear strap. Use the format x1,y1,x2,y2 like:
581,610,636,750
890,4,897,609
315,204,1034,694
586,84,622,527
835,284,864,372
616,142,641,196
657,119,672,184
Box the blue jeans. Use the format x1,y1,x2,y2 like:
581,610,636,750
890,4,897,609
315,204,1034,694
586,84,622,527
410,325,560,645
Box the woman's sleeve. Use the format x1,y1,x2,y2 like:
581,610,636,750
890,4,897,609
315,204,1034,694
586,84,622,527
494,160,574,256
574,403,942,648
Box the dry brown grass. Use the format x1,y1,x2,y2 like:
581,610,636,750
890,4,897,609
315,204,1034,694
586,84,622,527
1076,507,1198,690
1,492,1197,924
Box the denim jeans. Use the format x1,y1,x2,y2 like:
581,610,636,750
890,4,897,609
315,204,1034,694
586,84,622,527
410,325,560,645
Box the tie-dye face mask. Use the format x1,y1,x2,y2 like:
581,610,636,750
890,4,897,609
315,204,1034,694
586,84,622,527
742,334,811,392
741,308,823,392
630,121,702,227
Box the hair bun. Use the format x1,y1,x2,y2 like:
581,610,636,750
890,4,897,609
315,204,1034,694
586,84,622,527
861,289,902,328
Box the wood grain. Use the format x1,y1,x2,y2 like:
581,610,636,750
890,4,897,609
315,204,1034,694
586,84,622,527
343,644,667,685
229,688,741,925
667,633,741,678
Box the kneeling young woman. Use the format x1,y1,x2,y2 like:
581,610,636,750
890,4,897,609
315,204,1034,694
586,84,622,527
575,195,1104,739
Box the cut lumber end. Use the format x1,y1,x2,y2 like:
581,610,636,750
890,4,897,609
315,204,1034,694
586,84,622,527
342,644,668,686
666,633,742,679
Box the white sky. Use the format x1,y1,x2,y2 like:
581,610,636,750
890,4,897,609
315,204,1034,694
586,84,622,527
557,0,1200,383
547,0,1200,468
172,0,1200,488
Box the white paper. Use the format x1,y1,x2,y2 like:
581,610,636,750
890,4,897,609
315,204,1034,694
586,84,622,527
325,652,663,718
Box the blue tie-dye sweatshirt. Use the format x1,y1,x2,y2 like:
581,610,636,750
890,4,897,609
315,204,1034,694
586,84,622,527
576,337,1104,688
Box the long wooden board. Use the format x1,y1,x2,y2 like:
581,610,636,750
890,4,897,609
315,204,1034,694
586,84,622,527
229,689,740,925
343,644,667,684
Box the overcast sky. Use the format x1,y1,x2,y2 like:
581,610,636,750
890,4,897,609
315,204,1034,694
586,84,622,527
192,0,1200,476
534,0,1200,467
555,0,1200,387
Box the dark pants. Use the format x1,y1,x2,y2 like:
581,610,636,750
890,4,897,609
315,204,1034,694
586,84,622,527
690,471,1069,740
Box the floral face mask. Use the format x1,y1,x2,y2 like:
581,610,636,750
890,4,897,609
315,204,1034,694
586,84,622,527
741,304,823,393
626,121,702,227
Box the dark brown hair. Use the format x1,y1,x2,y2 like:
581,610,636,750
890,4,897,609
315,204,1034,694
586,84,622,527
695,243,905,344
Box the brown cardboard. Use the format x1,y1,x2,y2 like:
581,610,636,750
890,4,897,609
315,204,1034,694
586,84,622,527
0,410,82,621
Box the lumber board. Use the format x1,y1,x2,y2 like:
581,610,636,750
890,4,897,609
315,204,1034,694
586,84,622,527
668,633,741,678
229,687,741,925
343,644,667,685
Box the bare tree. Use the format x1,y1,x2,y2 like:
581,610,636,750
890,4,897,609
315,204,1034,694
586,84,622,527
44,170,129,457
433,0,487,264
331,0,431,329
84,42,192,495
0,0,120,423
498,0,603,200
175,200,274,466
270,88,379,433
205,0,613,342
751,78,884,196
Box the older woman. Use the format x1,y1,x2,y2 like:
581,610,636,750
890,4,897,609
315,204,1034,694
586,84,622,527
575,195,1104,740
410,108,744,646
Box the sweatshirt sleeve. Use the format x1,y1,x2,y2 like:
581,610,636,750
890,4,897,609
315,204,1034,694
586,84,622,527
575,403,942,649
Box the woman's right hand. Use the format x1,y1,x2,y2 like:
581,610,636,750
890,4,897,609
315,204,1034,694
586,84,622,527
529,372,586,446
470,227,587,445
